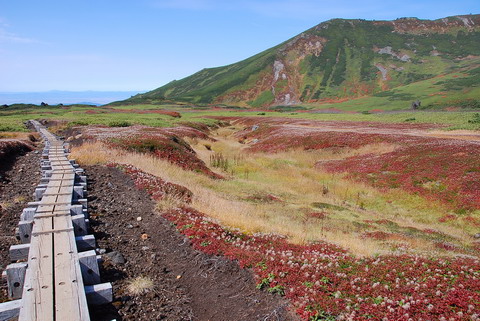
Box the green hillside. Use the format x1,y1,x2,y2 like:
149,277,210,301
123,15,480,110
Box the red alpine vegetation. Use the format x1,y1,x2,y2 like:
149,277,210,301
117,164,480,321
322,140,480,211
213,117,480,211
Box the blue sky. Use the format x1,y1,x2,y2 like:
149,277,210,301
0,0,479,93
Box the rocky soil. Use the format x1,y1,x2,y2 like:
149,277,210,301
0,147,41,302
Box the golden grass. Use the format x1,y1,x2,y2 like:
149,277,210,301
427,129,480,142
13,196,27,203
71,133,478,258
126,276,154,295
0,132,34,140
0,201,12,210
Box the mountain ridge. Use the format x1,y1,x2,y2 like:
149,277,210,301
122,14,480,109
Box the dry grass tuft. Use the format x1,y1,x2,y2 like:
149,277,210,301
0,132,32,140
0,201,12,211
13,196,27,203
156,193,188,211
126,276,154,295
69,141,114,165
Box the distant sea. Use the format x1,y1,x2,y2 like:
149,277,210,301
0,90,144,106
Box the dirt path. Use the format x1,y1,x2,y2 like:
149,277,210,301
87,165,296,321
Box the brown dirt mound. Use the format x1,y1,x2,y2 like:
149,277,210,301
0,139,34,174
87,165,296,321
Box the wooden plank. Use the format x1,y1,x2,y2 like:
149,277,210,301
20,208,36,221
72,215,87,236
84,283,112,306
0,299,21,320
18,233,54,320
78,251,100,286
75,235,96,251
53,231,90,320
18,221,33,244
9,244,30,261
19,121,95,321
6,263,27,299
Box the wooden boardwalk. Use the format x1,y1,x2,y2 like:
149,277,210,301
0,121,111,321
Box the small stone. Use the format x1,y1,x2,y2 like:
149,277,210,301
176,275,182,279
136,216,142,222
141,246,149,251
126,224,134,229
141,233,149,240
106,251,126,265
474,233,480,239
96,248,107,255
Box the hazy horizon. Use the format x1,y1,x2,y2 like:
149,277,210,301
0,90,143,105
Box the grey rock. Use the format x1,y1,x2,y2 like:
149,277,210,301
106,251,126,264
474,233,480,239
96,248,107,255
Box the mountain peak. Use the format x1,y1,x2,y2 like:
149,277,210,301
124,14,480,108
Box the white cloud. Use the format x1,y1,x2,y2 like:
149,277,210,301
0,28,39,44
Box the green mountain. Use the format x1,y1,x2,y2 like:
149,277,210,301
125,15,480,109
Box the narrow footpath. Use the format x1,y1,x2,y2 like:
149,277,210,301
1,144,296,320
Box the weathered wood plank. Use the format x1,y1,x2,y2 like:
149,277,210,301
78,251,100,286
18,121,102,320
0,299,21,320
85,283,112,306
9,244,30,261
6,263,27,299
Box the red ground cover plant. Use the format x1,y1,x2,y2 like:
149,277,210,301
213,117,480,211
116,164,480,321
103,108,181,118
323,140,480,211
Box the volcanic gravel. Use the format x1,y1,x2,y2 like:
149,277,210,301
0,147,41,302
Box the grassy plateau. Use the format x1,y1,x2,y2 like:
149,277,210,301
1,102,480,320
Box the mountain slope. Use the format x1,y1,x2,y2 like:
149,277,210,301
125,15,480,108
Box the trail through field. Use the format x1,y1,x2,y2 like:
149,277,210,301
0,144,295,320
